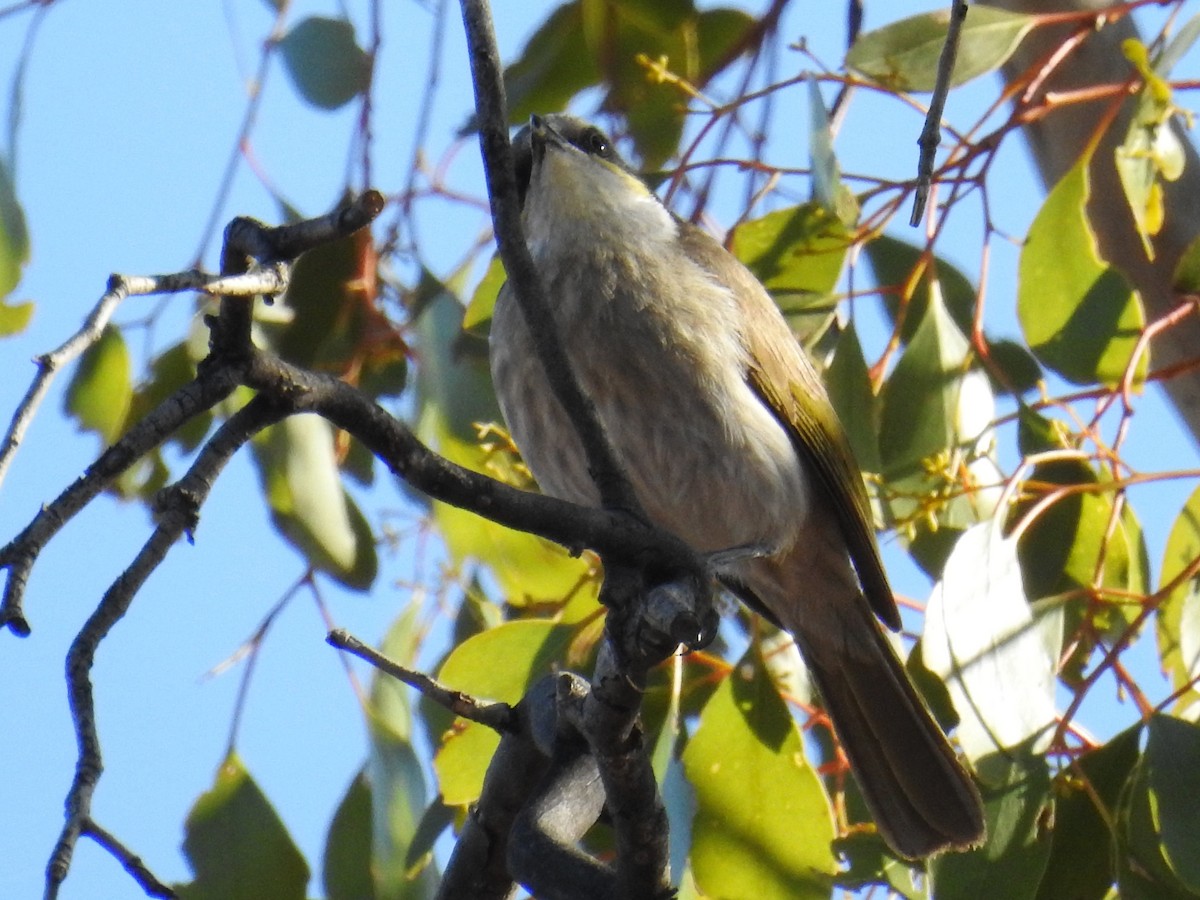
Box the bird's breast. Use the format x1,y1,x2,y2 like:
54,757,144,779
491,227,812,555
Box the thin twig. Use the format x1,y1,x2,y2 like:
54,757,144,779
84,821,176,900
457,0,645,518
911,0,968,226
328,628,516,732
45,396,290,899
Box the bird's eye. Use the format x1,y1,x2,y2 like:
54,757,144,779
585,129,610,156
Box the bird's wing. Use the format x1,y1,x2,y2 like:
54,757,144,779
677,221,900,630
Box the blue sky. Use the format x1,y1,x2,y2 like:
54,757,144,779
0,1,1195,898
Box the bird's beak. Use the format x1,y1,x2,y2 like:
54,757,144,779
529,114,567,162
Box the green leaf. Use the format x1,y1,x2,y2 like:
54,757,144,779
364,607,439,898
1144,715,1200,892
930,745,1053,900
1115,40,1186,259
64,325,133,444
1118,734,1200,899
279,17,371,111
434,620,579,804
878,282,975,477
864,233,977,346
250,413,378,590
924,520,1060,761
503,2,599,124
0,154,29,301
177,752,309,900
0,295,32,336
682,650,837,900
1018,160,1146,386
824,322,881,476
1173,233,1200,294
731,202,850,298
846,6,1034,92
1035,726,1141,900
1157,484,1200,714
1014,448,1149,680
807,77,857,226
323,771,376,900
461,253,506,335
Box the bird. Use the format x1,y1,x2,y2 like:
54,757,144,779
488,113,985,859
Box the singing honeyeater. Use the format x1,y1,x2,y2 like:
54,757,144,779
489,114,985,858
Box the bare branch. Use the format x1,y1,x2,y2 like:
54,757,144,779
911,0,968,226
328,628,517,732
44,395,289,898
457,0,645,518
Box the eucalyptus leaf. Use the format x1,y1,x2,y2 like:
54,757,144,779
279,17,371,110
1018,160,1146,386
0,154,29,300
924,520,1060,761
64,325,132,445
682,650,836,900
846,6,1034,92
929,745,1053,900
1035,726,1140,900
177,753,309,900
250,413,378,590
1157,484,1200,713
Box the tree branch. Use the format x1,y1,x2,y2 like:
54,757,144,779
44,395,290,899
457,0,645,518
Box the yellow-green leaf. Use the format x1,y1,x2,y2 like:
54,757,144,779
64,325,132,444
0,296,32,336
682,651,836,900
1019,160,1146,386
434,621,579,804
846,6,1034,92
1157,484,1200,715
732,202,850,298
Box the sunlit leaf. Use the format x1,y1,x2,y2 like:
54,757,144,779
682,651,836,900
64,325,132,444
924,520,1060,761
878,281,978,477
1116,40,1186,259
807,77,857,226
250,413,378,590
434,620,579,804
1035,726,1140,900
0,155,29,301
732,202,850,299
177,753,309,900
846,6,1034,92
930,744,1053,899
1157,484,1200,713
279,17,371,111
462,253,506,335
864,233,977,344
1018,160,1146,386
0,295,32,336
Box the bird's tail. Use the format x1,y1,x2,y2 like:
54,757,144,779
748,551,986,858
